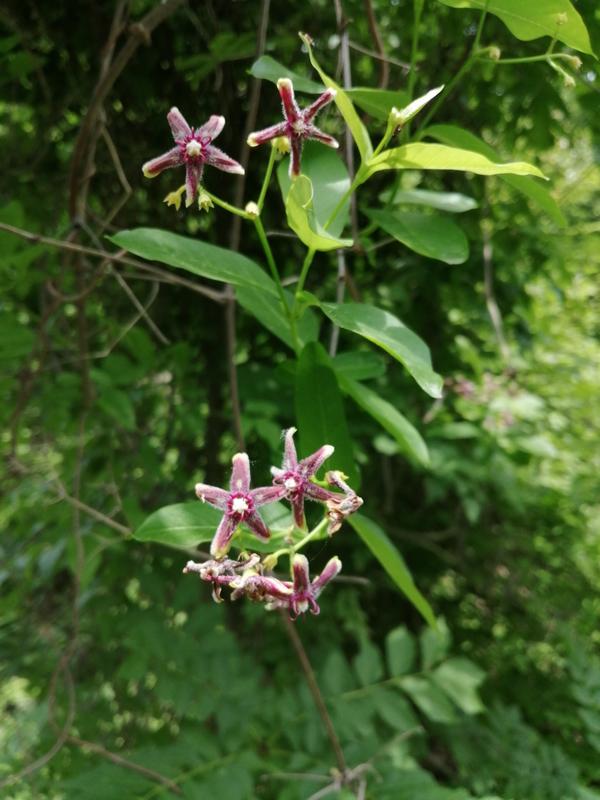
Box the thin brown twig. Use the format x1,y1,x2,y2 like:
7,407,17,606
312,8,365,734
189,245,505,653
98,125,133,230
67,735,182,796
0,222,226,302
363,0,389,88
53,482,132,536
280,612,347,776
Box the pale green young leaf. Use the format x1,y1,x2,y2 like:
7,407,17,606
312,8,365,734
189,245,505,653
431,658,486,714
379,187,478,213
365,143,546,180
365,208,469,265
300,32,373,162
278,141,351,237
320,302,443,398
386,625,418,676
348,514,436,626
400,676,458,723
339,374,430,467
284,175,352,251
424,124,566,226
354,641,385,686
391,85,444,127
436,0,593,55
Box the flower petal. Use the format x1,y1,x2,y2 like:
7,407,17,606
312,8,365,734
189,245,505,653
142,146,184,178
195,483,230,510
304,482,336,503
230,452,251,493
250,485,287,507
306,125,339,149
311,556,342,595
247,121,287,147
277,78,301,122
244,510,270,541
204,145,245,175
298,444,334,478
185,162,202,206
167,107,192,141
304,88,337,122
292,554,311,594
282,427,299,471
289,136,303,177
210,514,238,558
196,114,225,142
291,495,306,529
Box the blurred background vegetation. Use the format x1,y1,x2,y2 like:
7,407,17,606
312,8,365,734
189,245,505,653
1,0,599,797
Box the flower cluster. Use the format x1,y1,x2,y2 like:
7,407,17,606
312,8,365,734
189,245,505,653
142,78,339,206
184,428,362,618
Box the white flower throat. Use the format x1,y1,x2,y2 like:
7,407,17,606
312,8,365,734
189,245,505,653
185,140,202,157
232,497,249,514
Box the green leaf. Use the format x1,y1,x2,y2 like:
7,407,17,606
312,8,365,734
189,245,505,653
400,675,457,723
354,641,384,686
386,626,418,676
365,208,469,265
424,124,566,226
0,312,34,363
339,375,430,467
348,514,435,626
295,341,358,487
391,85,444,126
380,188,478,213
373,687,421,731
436,0,593,55
134,502,221,548
346,87,409,120
284,175,353,251
320,302,443,398
109,228,277,295
431,658,486,714
236,285,318,350
300,33,373,162
95,386,136,432
248,54,323,93
278,141,351,237
332,350,387,381
421,619,451,669
365,142,546,180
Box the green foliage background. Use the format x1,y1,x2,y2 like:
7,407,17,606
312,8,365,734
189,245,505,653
1,0,599,797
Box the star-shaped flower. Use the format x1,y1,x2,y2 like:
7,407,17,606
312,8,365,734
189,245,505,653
195,453,285,558
265,554,342,618
271,427,336,529
247,78,339,177
142,107,244,207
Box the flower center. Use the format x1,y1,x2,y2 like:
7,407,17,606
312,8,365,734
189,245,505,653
228,492,254,520
231,497,249,514
185,139,203,158
284,477,298,490
291,119,306,135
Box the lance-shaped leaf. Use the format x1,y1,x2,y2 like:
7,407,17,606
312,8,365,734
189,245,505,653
379,187,478,213
365,207,469,265
285,175,352,251
134,502,222,548
349,513,435,626
320,302,443,398
295,341,358,487
338,374,430,468
299,32,373,162
436,0,593,55
363,142,545,181
110,228,277,295
236,285,318,350
390,85,444,127
249,55,323,93
424,124,566,226
278,141,351,237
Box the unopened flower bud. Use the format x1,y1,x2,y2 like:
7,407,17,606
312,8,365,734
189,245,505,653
244,201,260,219
563,54,582,70
198,189,214,212
164,185,186,211
271,135,291,155
563,73,576,88
555,12,568,26
488,46,501,61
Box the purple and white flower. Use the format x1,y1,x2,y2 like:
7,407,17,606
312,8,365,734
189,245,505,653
247,78,339,177
271,427,336,529
142,107,244,207
195,453,285,558
265,554,342,618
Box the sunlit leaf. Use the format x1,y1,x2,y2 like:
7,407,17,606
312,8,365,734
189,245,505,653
249,54,323,93
380,187,478,213
284,175,352,251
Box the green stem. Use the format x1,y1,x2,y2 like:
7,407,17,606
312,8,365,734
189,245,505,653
203,190,251,219
295,247,316,298
407,0,423,100
257,147,277,212
268,518,330,566
253,216,299,351
487,52,572,65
